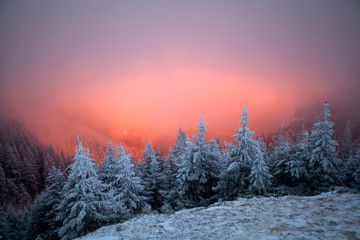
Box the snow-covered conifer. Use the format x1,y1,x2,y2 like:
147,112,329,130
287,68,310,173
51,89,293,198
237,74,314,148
288,129,310,187
214,107,257,199
269,127,291,187
100,141,117,186
139,140,163,210
247,142,272,195
175,113,218,207
57,139,118,240
308,102,342,191
111,144,148,214
41,166,65,239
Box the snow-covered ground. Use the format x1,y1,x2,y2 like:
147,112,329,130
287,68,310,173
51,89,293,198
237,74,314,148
77,192,360,240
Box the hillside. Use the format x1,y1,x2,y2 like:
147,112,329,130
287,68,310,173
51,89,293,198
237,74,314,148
77,191,360,240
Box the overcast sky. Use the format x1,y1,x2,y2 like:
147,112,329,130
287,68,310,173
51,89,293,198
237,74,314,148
1,0,359,148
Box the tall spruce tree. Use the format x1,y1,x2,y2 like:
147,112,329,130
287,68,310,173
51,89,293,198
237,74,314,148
111,144,147,214
308,102,342,191
100,141,117,186
269,127,291,187
247,141,272,195
214,107,257,199
288,129,310,188
175,113,217,207
139,140,163,210
57,139,117,240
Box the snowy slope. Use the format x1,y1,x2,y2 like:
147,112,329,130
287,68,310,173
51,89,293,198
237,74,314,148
77,192,360,240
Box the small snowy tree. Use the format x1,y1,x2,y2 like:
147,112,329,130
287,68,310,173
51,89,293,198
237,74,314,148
308,102,342,191
288,129,310,188
269,126,292,187
139,140,163,210
175,113,218,207
340,120,353,160
214,107,257,199
100,141,117,186
57,139,117,240
43,166,65,239
346,144,360,189
247,142,272,195
174,139,197,208
353,146,360,187
111,144,148,214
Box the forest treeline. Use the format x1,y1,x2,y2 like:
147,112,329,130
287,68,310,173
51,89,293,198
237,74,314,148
1,103,360,240
0,117,72,208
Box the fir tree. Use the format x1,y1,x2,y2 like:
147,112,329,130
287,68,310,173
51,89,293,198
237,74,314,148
175,113,219,207
214,107,257,199
140,140,163,210
308,102,342,191
111,144,147,214
340,120,353,160
347,144,360,189
43,166,66,240
247,141,272,195
269,127,291,187
288,129,310,187
57,139,117,240
100,141,117,186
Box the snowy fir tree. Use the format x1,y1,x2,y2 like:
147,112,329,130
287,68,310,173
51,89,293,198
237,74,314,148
172,127,189,172
205,138,222,199
340,120,353,160
345,144,360,189
139,140,163,210
353,145,360,188
174,138,198,208
247,141,272,195
41,166,66,240
100,141,117,186
191,113,219,202
308,102,342,191
111,144,148,214
214,107,258,200
288,129,310,188
269,126,292,187
25,166,65,240
174,113,218,207
1,206,26,240
159,147,178,212
57,139,118,240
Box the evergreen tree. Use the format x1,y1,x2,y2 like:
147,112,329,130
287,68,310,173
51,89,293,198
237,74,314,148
139,140,163,210
346,144,360,189
175,113,218,207
24,167,65,240
174,139,197,208
308,102,342,191
111,144,147,214
288,129,310,188
172,127,189,172
3,206,25,240
340,120,353,160
100,141,117,186
269,127,291,187
57,139,117,240
205,138,222,200
42,166,65,240
214,107,257,199
247,141,272,195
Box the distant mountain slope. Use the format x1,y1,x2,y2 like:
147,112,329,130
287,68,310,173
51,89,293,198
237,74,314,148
77,191,360,240
0,116,72,208
17,113,144,162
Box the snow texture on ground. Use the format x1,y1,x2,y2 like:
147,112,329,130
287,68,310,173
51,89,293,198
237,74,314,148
77,192,360,240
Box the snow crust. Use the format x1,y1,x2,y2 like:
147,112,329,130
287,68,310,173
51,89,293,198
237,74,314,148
77,192,360,240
